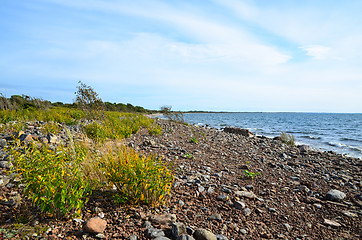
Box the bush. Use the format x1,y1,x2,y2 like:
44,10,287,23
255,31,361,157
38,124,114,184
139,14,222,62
74,81,104,119
9,141,94,219
99,145,174,206
280,131,296,146
83,122,107,142
160,105,184,123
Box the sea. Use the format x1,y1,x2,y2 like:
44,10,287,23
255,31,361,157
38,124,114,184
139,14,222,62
182,112,362,159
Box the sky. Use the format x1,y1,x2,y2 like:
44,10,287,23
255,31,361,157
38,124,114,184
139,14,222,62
0,0,362,113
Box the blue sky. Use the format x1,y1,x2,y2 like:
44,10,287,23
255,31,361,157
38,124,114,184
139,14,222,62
1,0,361,112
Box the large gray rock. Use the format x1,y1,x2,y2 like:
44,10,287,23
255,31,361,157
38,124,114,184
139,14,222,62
193,229,217,240
223,127,253,137
177,235,196,240
325,189,346,202
172,222,187,238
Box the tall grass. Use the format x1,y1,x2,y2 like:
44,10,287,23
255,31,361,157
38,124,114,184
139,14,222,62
3,107,170,220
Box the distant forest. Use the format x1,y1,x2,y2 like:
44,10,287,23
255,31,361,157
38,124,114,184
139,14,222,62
0,93,153,113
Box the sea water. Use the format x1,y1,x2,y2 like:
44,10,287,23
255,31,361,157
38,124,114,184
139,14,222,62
183,112,362,159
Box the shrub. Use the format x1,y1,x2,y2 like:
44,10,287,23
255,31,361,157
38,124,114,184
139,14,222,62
9,141,94,219
99,145,174,206
148,123,162,136
74,81,104,119
83,122,107,142
280,131,296,146
160,105,184,123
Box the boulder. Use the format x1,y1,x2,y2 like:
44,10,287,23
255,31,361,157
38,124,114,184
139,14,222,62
150,213,176,225
172,222,187,238
193,229,216,240
325,189,346,202
178,235,196,240
223,127,253,137
83,217,107,234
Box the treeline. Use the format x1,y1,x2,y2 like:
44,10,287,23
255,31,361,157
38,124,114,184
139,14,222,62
53,101,151,113
0,94,153,113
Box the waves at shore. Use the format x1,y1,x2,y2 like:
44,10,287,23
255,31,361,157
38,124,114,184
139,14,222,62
183,112,362,159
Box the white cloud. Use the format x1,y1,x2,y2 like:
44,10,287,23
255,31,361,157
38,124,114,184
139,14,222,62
299,45,331,60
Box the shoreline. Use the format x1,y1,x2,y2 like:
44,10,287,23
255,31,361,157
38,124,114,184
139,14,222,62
0,119,361,239
180,112,362,160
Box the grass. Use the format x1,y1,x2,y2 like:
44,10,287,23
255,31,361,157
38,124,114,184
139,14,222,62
2,106,172,222
280,131,296,146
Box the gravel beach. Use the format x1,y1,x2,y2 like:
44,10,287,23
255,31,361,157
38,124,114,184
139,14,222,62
1,119,361,239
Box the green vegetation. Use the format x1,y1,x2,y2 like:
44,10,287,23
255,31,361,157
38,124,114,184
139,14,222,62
74,81,104,119
190,137,199,143
182,153,194,159
99,145,174,206
9,140,94,219
160,105,185,123
1,82,172,222
280,131,296,146
242,170,261,179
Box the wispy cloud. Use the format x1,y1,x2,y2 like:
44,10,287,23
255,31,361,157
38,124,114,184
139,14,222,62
0,0,361,112
299,45,331,60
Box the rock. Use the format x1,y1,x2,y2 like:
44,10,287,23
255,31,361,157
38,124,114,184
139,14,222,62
324,219,341,227
193,229,217,240
206,187,214,194
150,214,176,225
150,229,166,238
154,237,171,240
47,134,58,144
0,139,7,148
217,195,229,202
172,222,187,238
83,217,107,234
208,214,222,222
12,131,24,139
177,234,196,240
223,127,254,137
95,233,106,239
216,235,228,240
233,201,246,210
0,175,10,186
325,189,346,202
73,218,84,223
186,226,194,235
19,133,33,142
0,161,13,169
268,208,277,212
299,145,311,153
178,200,185,206
221,186,232,193
198,185,205,193
282,223,293,231
342,211,358,217
234,191,257,199
243,208,252,216
129,235,137,240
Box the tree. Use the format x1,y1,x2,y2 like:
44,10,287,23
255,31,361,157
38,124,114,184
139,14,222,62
74,81,104,118
160,105,184,123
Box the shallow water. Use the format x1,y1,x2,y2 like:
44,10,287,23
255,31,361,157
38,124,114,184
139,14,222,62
183,112,362,159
